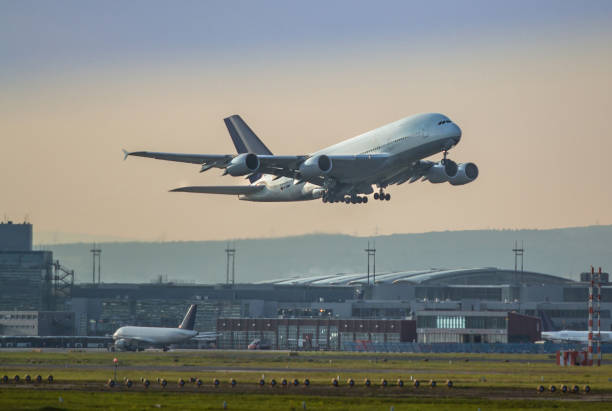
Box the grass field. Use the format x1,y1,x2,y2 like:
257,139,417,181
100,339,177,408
1,350,612,410
2,390,611,411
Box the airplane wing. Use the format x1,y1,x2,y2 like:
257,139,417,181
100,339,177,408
124,150,390,186
170,186,264,195
193,332,219,341
124,150,304,173
380,160,435,186
122,336,156,344
251,154,390,185
125,150,232,165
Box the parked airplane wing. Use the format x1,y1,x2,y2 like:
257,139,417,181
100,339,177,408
170,185,264,195
193,332,219,341
123,336,156,344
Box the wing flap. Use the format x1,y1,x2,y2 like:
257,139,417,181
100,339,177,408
170,185,264,195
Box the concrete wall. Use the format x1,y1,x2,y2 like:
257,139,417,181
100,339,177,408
0,311,74,336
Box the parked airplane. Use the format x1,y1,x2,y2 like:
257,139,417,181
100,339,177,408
124,113,477,204
247,338,271,350
112,305,216,351
541,330,612,343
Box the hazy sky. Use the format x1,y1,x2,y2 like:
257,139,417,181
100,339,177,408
1,1,612,243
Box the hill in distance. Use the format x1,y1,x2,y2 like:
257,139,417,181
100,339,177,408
40,225,612,284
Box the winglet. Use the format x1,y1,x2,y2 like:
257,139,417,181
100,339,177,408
122,149,130,161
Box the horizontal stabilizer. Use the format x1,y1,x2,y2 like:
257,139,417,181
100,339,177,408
170,185,264,195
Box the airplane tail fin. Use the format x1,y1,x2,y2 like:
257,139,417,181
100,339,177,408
224,115,272,184
178,304,197,330
224,115,273,155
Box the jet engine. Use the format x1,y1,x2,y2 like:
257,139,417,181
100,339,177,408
425,159,458,183
299,155,332,179
449,162,479,185
114,339,130,351
225,153,260,176
311,188,326,199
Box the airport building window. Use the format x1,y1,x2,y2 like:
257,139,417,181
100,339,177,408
317,326,328,349
354,332,369,341
262,331,275,348
436,315,466,329
417,315,507,330
287,325,298,350
329,326,338,349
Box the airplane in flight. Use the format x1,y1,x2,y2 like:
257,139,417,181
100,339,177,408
541,330,612,344
112,305,216,351
124,113,478,204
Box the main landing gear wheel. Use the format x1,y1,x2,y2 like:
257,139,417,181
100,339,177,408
375,188,391,201
323,194,368,205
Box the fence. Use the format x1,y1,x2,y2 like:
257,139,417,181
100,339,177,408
341,341,612,354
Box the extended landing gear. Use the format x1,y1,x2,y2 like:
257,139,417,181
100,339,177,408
373,188,391,201
322,194,368,204
322,187,392,204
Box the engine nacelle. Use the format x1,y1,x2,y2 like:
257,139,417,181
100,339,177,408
311,188,326,199
225,153,260,176
425,159,458,183
114,339,129,350
299,155,332,179
449,162,479,185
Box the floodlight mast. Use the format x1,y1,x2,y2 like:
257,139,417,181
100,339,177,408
365,241,376,285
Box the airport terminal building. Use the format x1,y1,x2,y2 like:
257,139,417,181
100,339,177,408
1,222,609,350
46,268,608,348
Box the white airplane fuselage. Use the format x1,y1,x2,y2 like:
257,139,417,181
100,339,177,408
240,113,461,201
113,326,197,345
541,330,612,343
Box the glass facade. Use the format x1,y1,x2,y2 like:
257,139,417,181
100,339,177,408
351,307,409,318
436,315,466,329
287,325,298,350
417,312,510,344
217,319,410,350
417,314,507,330
329,326,338,350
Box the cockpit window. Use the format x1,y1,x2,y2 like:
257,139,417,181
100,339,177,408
438,120,451,125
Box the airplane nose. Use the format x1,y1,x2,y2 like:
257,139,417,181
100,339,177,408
451,123,461,144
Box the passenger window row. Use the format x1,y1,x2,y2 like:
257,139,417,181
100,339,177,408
361,136,410,154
